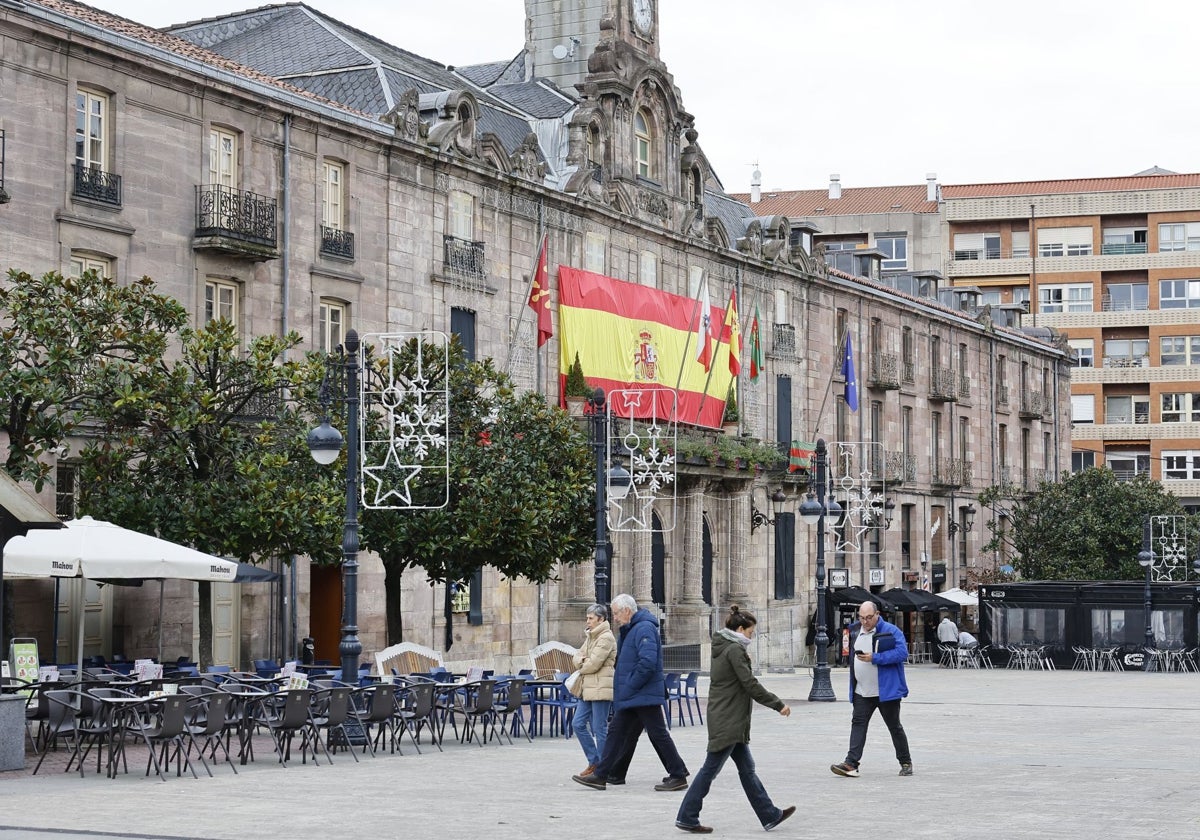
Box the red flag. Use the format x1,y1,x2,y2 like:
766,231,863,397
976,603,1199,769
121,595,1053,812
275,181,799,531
749,304,763,380
528,234,553,347
722,288,742,376
695,280,713,373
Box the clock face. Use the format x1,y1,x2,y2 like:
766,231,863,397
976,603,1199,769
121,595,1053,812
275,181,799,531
632,0,653,36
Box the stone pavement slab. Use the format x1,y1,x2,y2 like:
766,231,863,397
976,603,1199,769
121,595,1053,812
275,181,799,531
1,666,1197,839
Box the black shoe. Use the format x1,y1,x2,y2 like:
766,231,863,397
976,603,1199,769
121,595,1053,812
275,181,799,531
655,776,688,791
675,823,714,834
607,777,626,785
899,763,913,776
764,806,795,831
572,772,607,790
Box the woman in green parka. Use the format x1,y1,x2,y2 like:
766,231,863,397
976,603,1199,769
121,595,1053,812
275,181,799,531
674,605,796,834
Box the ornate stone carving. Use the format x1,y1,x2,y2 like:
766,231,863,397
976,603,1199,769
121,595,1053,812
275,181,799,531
424,90,478,158
511,133,546,182
636,188,670,220
736,219,763,258
383,88,427,143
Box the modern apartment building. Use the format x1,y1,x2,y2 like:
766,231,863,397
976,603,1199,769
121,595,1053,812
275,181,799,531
941,174,1200,508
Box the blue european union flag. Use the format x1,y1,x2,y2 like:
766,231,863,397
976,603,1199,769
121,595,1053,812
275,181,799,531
842,332,858,412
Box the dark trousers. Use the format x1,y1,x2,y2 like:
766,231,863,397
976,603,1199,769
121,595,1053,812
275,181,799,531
594,704,687,780
845,692,911,768
676,743,782,828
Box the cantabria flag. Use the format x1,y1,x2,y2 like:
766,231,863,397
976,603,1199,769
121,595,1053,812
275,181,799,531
558,266,735,427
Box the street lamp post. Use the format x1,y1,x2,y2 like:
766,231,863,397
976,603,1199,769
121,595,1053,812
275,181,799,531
306,329,362,685
1137,514,1154,673
799,438,841,702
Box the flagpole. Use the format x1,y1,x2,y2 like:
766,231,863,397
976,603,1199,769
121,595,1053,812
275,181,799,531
674,277,705,396
692,283,739,426
809,323,849,440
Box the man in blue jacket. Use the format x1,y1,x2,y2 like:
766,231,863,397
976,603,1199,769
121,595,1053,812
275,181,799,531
572,593,690,792
830,601,913,778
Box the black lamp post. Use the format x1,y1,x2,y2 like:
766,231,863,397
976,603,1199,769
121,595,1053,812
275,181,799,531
1137,514,1154,672
587,387,631,606
307,329,362,685
799,438,841,702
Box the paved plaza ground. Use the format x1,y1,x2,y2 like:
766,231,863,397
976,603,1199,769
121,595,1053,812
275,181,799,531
1,664,1197,839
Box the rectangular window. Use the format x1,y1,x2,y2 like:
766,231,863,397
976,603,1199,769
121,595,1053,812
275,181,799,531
1158,222,1200,252
208,128,238,188
1038,226,1092,257
319,300,346,354
875,234,907,270
952,232,999,261
584,232,606,273
204,278,238,327
1071,394,1095,423
1011,230,1030,259
55,463,78,519
69,253,111,279
1072,450,1095,472
1163,451,1200,480
1104,395,1149,425
448,190,474,239
75,88,108,171
1103,339,1149,367
1039,283,1093,313
1106,452,1150,480
689,266,705,299
1160,279,1200,309
1160,393,1200,423
1103,283,1148,312
321,161,345,230
1069,339,1094,367
1160,336,1200,365
639,250,657,287
1101,226,1147,254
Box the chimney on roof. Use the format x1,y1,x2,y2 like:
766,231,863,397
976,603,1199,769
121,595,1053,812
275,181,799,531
926,172,940,203
750,167,761,204
829,174,841,200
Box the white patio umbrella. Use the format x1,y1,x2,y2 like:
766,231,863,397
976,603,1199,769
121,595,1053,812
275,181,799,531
3,516,239,667
939,586,980,607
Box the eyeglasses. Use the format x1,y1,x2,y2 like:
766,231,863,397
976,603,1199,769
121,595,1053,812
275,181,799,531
857,613,878,620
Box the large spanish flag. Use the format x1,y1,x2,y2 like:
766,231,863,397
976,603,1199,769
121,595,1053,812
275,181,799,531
558,266,734,427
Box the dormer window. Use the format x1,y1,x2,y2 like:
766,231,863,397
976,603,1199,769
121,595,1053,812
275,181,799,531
634,109,653,179
586,123,601,167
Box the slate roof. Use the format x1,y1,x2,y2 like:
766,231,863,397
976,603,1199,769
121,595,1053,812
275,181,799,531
730,184,939,217
704,190,753,242
943,173,1200,199
166,2,545,155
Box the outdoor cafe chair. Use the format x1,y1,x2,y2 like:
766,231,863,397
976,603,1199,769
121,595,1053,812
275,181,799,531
310,686,358,762
457,680,497,746
347,683,397,756
260,687,327,766
664,672,685,727
402,680,442,751
143,695,201,779
490,678,531,744
183,691,238,775
33,689,81,775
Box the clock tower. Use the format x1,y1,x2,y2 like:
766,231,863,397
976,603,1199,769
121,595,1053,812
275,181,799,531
524,0,661,92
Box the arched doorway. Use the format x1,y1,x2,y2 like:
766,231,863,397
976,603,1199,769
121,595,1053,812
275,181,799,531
702,516,713,606
651,511,665,607
309,563,343,664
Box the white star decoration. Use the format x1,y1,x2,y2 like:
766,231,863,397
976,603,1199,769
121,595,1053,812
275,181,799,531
607,388,677,533
830,441,887,557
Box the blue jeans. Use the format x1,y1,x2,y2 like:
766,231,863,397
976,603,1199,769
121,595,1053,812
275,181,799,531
573,698,611,766
676,743,782,828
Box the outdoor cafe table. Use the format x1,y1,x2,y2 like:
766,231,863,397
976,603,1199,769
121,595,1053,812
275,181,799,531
84,692,166,780
217,682,273,765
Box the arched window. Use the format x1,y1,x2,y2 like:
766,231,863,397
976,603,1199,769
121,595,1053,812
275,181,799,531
634,108,653,179
586,123,601,166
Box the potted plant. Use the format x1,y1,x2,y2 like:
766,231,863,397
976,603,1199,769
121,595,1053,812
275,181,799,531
564,352,591,417
722,385,740,434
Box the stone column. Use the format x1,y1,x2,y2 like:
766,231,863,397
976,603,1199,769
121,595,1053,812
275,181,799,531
631,527,652,605
728,490,751,602
681,488,706,604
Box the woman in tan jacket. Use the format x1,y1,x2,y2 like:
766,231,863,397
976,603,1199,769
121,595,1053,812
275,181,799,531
571,603,616,775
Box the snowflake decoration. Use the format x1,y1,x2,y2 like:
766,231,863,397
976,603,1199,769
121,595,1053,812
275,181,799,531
607,388,677,533
359,332,450,510
1150,515,1189,582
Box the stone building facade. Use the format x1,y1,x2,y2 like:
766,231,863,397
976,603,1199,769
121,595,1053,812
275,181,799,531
0,0,1069,671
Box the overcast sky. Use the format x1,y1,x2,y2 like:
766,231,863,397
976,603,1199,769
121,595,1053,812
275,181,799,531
91,0,1198,193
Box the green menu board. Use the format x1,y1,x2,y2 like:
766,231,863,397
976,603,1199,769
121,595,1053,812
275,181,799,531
8,639,39,689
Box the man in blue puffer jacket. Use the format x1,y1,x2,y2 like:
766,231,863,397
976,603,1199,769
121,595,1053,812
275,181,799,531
830,600,914,778
572,593,690,792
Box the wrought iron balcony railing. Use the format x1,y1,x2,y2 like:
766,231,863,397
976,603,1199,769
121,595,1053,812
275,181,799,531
320,225,355,259
867,449,915,485
443,234,486,278
932,457,963,487
1019,391,1047,419
997,384,1009,406
929,367,958,402
868,353,900,390
958,374,971,400
902,360,915,384
772,323,797,356
195,184,278,247
73,165,121,206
